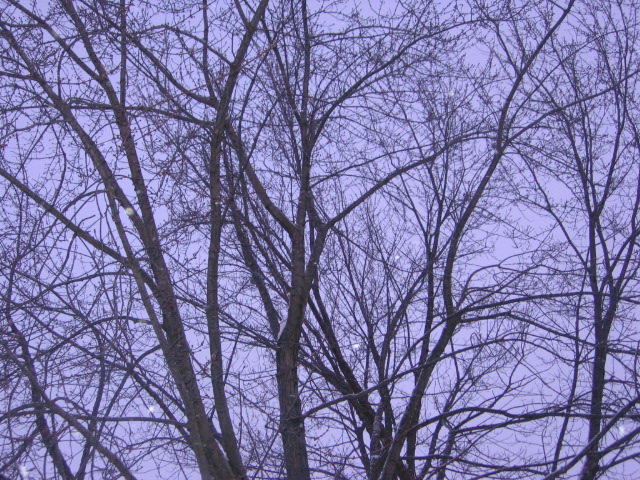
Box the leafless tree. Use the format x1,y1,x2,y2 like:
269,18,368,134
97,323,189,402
1,0,639,479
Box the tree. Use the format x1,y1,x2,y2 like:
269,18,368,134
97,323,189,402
513,2,640,477
1,0,639,479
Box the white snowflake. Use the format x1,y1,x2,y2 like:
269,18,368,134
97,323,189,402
352,343,361,350
619,425,626,435
125,207,135,217
448,90,454,97
148,405,155,413
18,465,29,479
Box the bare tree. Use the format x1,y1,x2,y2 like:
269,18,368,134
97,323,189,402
513,2,640,477
1,0,640,479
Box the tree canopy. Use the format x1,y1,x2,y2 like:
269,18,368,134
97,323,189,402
1,0,640,479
